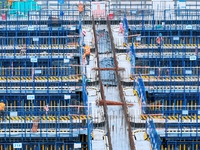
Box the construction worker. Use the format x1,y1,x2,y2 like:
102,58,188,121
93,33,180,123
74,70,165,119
118,22,124,35
82,43,91,65
195,46,198,55
44,104,49,118
32,117,39,132
0,100,5,122
156,33,163,46
8,0,13,6
34,145,38,150
78,2,84,15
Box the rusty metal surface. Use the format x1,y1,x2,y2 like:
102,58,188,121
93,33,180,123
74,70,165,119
92,16,113,150
92,67,125,71
107,17,136,150
98,100,134,106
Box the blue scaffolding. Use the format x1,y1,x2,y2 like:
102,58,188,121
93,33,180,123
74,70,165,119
0,2,92,149
126,6,200,149
146,118,161,150
128,7,200,116
162,110,200,149
137,75,147,114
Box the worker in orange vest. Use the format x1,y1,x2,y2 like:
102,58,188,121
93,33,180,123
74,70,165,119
0,100,5,122
82,43,91,65
32,117,39,132
8,0,13,6
78,2,84,15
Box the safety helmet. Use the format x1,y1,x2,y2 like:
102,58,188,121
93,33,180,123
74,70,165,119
0,100,3,102
82,43,86,46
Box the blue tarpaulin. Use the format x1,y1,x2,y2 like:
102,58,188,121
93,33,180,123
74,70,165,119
130,44,135,74
123,17,129,32
58,0,64,5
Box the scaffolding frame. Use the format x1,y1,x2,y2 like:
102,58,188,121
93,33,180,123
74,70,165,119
0,3,92,149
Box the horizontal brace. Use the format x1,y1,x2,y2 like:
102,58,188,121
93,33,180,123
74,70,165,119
97,100,134,106
92,67,125,71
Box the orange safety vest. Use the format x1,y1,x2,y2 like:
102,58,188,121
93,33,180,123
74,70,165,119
0,103,5,111
32,118,39,132
8,0,13,6
84,45,91,55
78,3,84,13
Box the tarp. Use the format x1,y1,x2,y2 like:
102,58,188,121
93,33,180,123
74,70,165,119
58,0,64,5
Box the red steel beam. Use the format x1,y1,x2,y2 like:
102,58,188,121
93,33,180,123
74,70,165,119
92,67,125,71
98,100,134,106
107,17,136,150
92,16,113,150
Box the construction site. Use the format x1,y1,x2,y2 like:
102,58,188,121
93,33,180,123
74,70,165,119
0,0,200,149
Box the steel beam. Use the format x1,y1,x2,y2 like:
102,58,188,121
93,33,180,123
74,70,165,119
92,67,125,71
